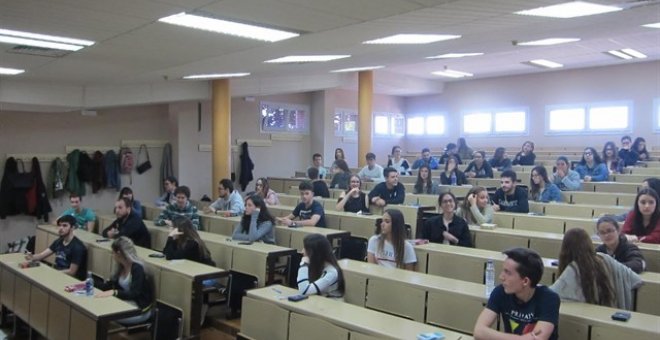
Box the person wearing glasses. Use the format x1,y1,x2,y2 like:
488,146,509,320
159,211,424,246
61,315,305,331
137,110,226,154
421,192,472,247
575,147,608,182
595,216,645,274
618,136,639,167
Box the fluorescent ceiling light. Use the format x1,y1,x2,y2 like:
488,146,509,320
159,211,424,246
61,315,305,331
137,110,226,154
0,35,84,51
0,28,94,51
426,53,483,59
528,59,563,68
517,38,580,46
0,67,25,75
432,69,473,78
330,66,384,73
607,48,647,59
363,34,460,44
159,12,299,42
183,72,250,79
264,55,350,63
643,22,660,28
515,1,621,18
0,29,94,46
607,50,633,59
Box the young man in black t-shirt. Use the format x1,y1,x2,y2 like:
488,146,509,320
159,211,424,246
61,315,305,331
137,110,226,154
493,170,529,213
26,215,87,280
278,181,326,227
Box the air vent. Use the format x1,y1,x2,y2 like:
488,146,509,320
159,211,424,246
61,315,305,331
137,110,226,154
7,45,70,58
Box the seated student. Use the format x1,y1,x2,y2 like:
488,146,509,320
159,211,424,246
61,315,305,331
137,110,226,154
613,177,660,222
457,137,474,161
331,148,346,172
155,186,201,230
368,167,405,207
550,228,642,310
297,234,344,298
465,151,494,178
255,177,279,206
205,179,245,217
336,175,369,213
602,141,622,175
411,147,439,170
456,186,494,225
96,237,154,325
312,153,328,179
413,165,438,195
439,156,467,186
421,192,472,247
493,170,529,213
156,176,178,207
438,143,462,165
595,216,646,274
59,194,96,232
529,166,562,203
26,215,87,280
232,194,276,244
488,147,512,172
330,159,351,189
119,187,143,219
474,248,560,340
632,137,649,161
575,147,609,182
622,188,660,244
308,167,330,198
357,152,385,183
387,145,412,176
512,141,536,166
164,217,215,264
367,209,416,270
552,156,581,191
277,181,326,228
618,135,639,167
102,198,151,248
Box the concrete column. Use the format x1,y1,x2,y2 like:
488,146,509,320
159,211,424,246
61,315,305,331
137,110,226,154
358,71,373,167
211,79,231,194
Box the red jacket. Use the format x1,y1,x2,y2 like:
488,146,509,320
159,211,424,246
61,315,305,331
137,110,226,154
622,212,660,244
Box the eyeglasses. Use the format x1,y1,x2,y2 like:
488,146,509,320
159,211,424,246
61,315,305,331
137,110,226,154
584,152,593,156
597,228,617,236
441,199,454,204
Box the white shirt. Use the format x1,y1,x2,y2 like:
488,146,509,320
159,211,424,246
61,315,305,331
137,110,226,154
367,235,417,268
358,165,385,182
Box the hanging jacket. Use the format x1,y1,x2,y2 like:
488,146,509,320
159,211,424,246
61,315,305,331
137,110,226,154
66,149,85,197
239,142,254,191
0,157,21,218
47,157,66,199
91,151,106,193
160,143,174,195
30,157,52,222
77,151,94,184
104,150,121,191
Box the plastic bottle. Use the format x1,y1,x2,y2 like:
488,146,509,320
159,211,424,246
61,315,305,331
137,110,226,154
85,271,94,296
485,259,495,298
450,172,457,186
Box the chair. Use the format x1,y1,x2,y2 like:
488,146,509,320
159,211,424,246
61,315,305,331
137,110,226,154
152,300,184,340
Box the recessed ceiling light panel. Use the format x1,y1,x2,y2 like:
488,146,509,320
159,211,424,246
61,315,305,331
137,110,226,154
0,66,25,75
265,55,350,63
183,72,250,79
363,34,460,44
431,69,473,78
0,28,94,51
330,66,384,73
515,1,621,18
517,38,580,46
528,59,564,68
642,22,660,28
426,53,483,59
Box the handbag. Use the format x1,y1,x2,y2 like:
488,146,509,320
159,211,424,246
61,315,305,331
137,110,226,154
136,144,152,174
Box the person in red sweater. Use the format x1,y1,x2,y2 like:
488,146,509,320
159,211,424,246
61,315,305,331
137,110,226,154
623,188,660,244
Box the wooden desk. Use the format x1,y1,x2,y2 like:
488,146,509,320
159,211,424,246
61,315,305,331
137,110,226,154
0,253,138,340
275,226,350,252
268,205,380,240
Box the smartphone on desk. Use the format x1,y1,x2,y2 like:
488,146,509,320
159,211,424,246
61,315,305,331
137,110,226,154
287,294,308,302
96,238,110,243
238,241,253,245
611,311,631,322
148,253,165,258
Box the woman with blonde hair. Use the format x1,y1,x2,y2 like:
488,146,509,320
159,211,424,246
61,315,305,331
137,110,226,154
456,186,494,225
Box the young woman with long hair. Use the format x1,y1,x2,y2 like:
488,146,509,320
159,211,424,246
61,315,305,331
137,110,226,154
232,194,276,244
601,141,620,174
456,137,474,161
529,166,562,202
255,177,279,206
421,192,472,247
465,151,493,178
595,216,645,274
164,217,214,265
575,147,609,182
488,147,512,172
330,159,351,189
414,165,438,194
367,209,416,270
512,141,536,166
336,175,369,213
297,234,345,297
439,156,467,185
632,137,649,161
622,188,660,244
387,145,411,176
456,186,494,225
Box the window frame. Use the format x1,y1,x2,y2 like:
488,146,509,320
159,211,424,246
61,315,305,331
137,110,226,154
461,107,529,137
260,101,310,134
545,101,633,135
334,108,358,137
406,116,426,136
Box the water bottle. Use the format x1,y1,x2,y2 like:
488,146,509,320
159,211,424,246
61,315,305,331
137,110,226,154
485,259,495,298
85,271,94,296
450,172,457,186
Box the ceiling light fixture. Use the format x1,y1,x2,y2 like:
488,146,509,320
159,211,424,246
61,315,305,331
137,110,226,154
432,68,473,78
515,1,621,18
182,73,250,79
607,48,647,59
528,59,564,68
264,55,351,63
0,67,25,75
516,38,580,46
363,34,460,44
330,66,384,73
0,28,94,51
159,12,299,42
426,53,483,59
642,22,660,28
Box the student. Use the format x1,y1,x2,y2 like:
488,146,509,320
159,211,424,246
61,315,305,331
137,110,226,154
277,181,326,228
622,188,660,244
331,148,346,171
367,209,416,270
255,177,279,206
413,165,438,195
308,167,330,198
529,166,562,203
357,152,385,183
336,175,369,213
206,179,245,217
411,147,439,170
552,156,581,191
368,167,405,207
473,248,560,340
550,228,642,310
632,137,649,161
297,234,344,297
612,177,659,222
439,156,467,186
155,186,201,230
488,147,512,172
595,216,646,274
387,145,412,176
312,153,328,179
330,159,351,190
512,141,536,166
456,186,494,225
102,198,151,248
59,194,96,232
232,194,276,243
117,187,142,219
438,143,462,165
156,176,178,207
575,147,609,182
96,237,154,325
618,135,639,167
26,215,87,280
465,151,493,178
164,217,214,264
602,141,621,174
493,170,529,213
421,192,472,247
456,137,474,161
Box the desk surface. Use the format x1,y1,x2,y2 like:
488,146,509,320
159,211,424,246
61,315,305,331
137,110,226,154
414,242,558,268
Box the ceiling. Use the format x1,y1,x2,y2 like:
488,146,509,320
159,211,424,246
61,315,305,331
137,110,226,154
0,0,659,98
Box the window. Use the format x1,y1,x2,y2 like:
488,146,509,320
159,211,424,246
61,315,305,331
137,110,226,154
588,105,629,130
546,101,631,134
260,101,310,134
374,115,390,135
426,116,445,135
334,108,358,136
495,111,526,133
407,117,425,135
407,115,445,136
548,107,585,131
462,108,528,135
374,113,404,136
463,112,492,134
391,114,405,135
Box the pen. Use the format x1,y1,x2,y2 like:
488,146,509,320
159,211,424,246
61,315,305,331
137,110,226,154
272,288,282,294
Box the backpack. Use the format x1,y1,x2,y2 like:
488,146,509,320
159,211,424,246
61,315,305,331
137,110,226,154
119,147,134,174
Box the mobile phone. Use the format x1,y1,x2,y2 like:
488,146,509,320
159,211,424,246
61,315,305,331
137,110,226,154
148,253,165,258
287,294,308,302
96,239,110,243
611,311,631,322
551,260,559,266
238,241,253,245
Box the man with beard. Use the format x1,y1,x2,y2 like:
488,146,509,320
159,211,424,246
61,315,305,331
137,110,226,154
26,215,87,280
493,170,529,213
102,197,151,248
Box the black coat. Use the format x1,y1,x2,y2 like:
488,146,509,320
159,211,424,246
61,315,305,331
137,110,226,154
102,212,151,249
421,214,473,247
0,157,51,222
239,142,254,191
30,157,52,222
